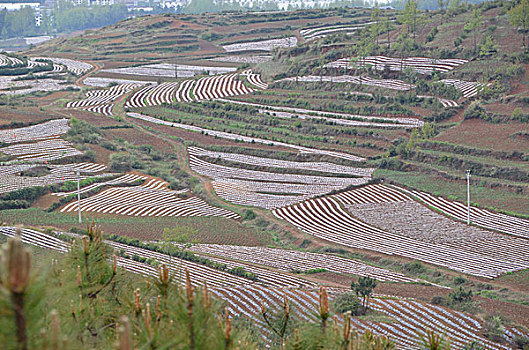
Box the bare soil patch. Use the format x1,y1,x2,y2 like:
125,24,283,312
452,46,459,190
434,119,529,153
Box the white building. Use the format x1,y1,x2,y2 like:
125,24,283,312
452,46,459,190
0,2,40,11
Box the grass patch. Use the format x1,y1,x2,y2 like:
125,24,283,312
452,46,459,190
0,208,272,246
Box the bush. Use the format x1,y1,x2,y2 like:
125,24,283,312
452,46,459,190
454,276,468,285
463,101,487,120
430,296,447,306
242,209,256,221
483,315,505,343
109,153,144,172
514,335,529,349
332,293,363,315
404,261,426,274
1,186,47,202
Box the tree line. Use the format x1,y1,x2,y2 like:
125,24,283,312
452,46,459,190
0,0,128,40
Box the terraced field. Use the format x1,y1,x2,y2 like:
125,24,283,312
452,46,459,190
273,184,529,278
128,112,365,161
189,153,368,209
189,244,421,283
32,57,92,75
2,225,525,349
68,83,143,116
60,178,240,219
325,56,468,75
0,119,70,144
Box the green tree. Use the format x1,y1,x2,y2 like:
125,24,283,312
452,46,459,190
400,0,421,41
350,276,377,311
371,4,382,46
464,8,482,53
332,293,363,315
419,329,451,350
508,0,529,50
479,35,498,58
381,14,394,50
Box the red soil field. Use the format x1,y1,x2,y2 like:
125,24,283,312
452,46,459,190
434,119,529,153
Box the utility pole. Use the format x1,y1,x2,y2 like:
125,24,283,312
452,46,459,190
174,58,178,79
466,169,471,225
77,170,82,225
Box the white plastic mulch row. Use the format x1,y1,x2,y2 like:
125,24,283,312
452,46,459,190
188,146,375,176
193,253,316,288
212,180,331,209
193,73,254,101
124,82,179,108
83,77,155,88
0,139,83,162
175,79,194,103
213,285,517,350
81,104,114,116
222,37,297,52
0,166,115,195
208,55,272,64
272,195,528,278
0,227,256,289
27,59,48,68
60,180,240,219
101,63,236,78
190,155,366,186
417,95,459,108
222,98,424,128
189,244,420,283
0,54,23,67
67,83,142,116
50,162,107,173
51,173,146,197
240,69,268,89
127,112,365,162
333,183,411,205
190,155,368,209
341,185,529,272
392,185,529,240
277,74,415,91
32,57,93,75
67,83,141,108
301,22,376,41
439,79,489,98
0,119,70,144
0,226,522,348
326,56,468,75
